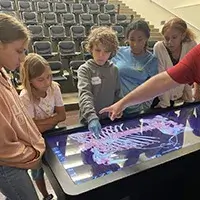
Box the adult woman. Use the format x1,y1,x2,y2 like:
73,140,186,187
153,17,196,108
0,13,45,200
111,20,158,114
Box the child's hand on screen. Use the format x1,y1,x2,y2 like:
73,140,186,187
88,119,101,139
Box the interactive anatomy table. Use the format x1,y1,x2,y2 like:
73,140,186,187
43,102,200,200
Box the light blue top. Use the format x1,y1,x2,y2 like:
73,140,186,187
111,46,158,113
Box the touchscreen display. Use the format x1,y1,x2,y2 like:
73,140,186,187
45,104,200,185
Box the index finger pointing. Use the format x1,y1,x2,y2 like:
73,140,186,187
99,107,111,114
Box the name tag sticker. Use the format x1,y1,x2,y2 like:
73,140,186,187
91,76,101,85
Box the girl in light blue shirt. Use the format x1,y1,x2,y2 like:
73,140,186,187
112,20,158,114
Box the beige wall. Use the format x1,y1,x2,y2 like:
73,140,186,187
122,0,200,42
151,0,200,30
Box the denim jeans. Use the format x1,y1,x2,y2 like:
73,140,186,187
0,165,39,200
31,167,44,180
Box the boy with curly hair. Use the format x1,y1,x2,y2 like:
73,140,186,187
77,26,121,138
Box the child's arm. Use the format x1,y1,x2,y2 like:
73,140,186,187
34,84,66,133
114,67,121,103
33,105,66,133
77,65,98,123
0,97,39,164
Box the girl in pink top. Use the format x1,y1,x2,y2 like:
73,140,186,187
20,53,66,200
0,14,45,200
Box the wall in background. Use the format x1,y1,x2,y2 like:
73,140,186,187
122,0,200,42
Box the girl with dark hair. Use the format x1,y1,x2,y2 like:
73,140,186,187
111,20,158,114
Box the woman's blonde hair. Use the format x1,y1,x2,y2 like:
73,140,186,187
162,17,195,42
0,13,30,43
85,26,119,57
20,53,54,101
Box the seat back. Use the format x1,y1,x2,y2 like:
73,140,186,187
115,14,129,27
37,2,51,13
97,13,111,26
94,0,106,5
87,3,100,14
70,25,86,40
18,1,32,12
53,2,67,13
22,12,38,25
70,60,85,81
58,41,76,55
71,3,84,14
79,0,91,5
0,0,14,11
112,25,125,38
48,61,63,76
104,4,116,14
63,0,75,4
49,25,66,39
79,13,94,26
28,25,45,40
33,41,52,55
61,13,76,26
43,12,58,25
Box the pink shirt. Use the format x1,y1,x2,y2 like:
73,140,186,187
20,82,64,120
0,68,45,169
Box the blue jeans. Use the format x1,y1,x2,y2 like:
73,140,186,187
0,165,39,200
31,167,44,180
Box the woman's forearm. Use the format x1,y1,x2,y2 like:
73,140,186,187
119,72,180,109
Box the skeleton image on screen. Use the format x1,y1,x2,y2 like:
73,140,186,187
45,106,200,185
69,115,185,165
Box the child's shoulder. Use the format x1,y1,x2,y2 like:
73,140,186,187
108,62,119,73
145,50,158,63
78,59,95,73
153,41,165,52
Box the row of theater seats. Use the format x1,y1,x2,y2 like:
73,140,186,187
32,40,81,61
28,24,126,45
15,38,157,91
0,0,123,26
44,59,85,85
1,2,124,28
24,12,129,46
1,0,158,94
12,59,86,92
0,0,130,46
21,12,128,28
0,1,117,16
